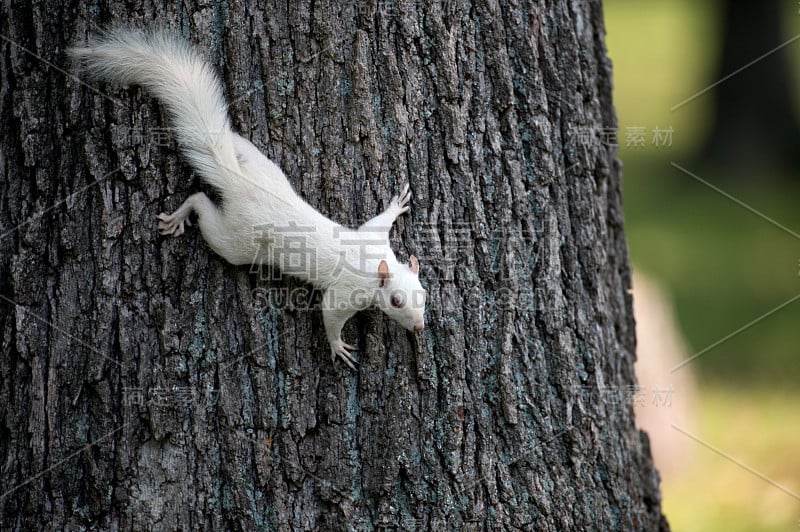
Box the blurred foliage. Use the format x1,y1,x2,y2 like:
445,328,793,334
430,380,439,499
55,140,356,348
605,0,800,386
604,1,800,531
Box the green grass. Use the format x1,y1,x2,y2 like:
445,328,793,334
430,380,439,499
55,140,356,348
662,386,800,532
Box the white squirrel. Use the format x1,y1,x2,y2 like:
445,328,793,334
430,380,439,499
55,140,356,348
69,28,426,369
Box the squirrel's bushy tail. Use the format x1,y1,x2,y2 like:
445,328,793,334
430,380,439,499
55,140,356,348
69,28,240,188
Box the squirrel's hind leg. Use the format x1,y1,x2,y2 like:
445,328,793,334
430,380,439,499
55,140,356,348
158,192,244,264
157,192,216,238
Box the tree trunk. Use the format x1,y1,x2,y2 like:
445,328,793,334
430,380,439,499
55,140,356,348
0,1,667,530
701,0,800,175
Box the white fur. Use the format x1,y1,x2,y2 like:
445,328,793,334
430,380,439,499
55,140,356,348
70,28,426,368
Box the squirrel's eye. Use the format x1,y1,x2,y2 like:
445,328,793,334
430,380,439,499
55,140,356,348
390,292,404,308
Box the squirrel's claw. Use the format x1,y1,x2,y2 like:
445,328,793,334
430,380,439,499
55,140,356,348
157,211,189,237
390,183,412,215
331,340,359,371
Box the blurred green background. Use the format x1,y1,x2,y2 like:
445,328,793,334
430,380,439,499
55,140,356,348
604,0,800,530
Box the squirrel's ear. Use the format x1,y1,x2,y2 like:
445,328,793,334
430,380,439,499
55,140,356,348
378,260,390,287
409,255,419,275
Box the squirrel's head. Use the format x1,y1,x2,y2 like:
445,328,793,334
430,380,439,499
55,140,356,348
376,256,426,332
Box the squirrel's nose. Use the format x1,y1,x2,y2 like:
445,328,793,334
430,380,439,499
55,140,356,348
413,321,424,332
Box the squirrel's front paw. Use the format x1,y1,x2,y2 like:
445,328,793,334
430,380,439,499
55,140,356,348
389,183,411,215
330,339,358,371
157,211,191,237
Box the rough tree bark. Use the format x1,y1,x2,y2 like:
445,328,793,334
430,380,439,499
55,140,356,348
0,1,667,530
